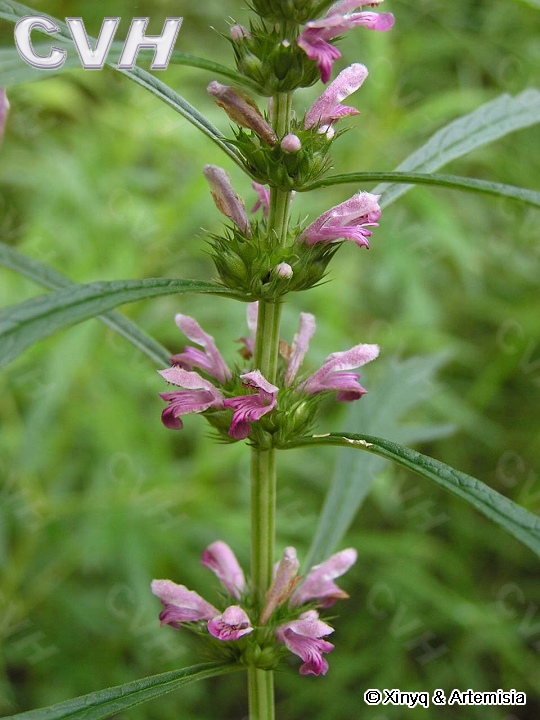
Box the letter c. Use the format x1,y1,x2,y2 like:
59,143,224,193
15,16,67,70
366,582,394,619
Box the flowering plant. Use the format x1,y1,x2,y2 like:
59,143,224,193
1,0,539,719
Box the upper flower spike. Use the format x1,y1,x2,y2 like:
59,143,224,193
171,314,232,385
203,165,251,236
297,1,394,83
305,63,368,133
299,191,381,248
301,343,379,400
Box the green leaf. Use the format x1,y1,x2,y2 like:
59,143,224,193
0,242,171,367
4,662,240,720
284,433,540,559
164,51,259,89
302,355,454,568
372,89,540,207
0,2,244,167
0,278,243,368
302,172,540,210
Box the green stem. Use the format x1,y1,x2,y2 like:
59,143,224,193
248,90,293,720
248,667,275,720
250,445,276,603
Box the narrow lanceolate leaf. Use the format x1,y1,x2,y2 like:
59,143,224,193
284,433,540,559
0,2,243,167
0,278,243,368
5,662,240,720
0,243,171,367
371,90,540,207
302,172,540,210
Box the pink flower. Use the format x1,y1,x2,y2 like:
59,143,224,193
284,312,317,387
297,0,394,82
152,542,252,642
260,547,300,625
159,312,279,438
208,606,253,641
290,549,357,608
0,88,9,143
170,314,232,384
159,367,224,430
251,182,270,217
299,191,381,248
284,312,379,400
151,580,219,625
153,543,357,672
276,610,335,676
305,63,368,133
301,343,380,400
201,541,246,600
224,370,278,439
203,164,251,235
237,302,259,359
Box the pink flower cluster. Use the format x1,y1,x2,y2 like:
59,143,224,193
152,541,357,675
158,312,279,440
297,0,394,83
159,308,379,438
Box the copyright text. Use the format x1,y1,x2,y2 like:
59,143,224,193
363,688,526,708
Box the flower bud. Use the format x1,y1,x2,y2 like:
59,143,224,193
274,262,293,279
203,165,251,236
281,134,302,153
207,81,277,146
260,547,300,624
230,24,252,41
238,53,263,79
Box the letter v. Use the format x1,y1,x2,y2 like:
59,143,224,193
67,18,120,69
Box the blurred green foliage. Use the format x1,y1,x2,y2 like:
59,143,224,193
1,0,539,717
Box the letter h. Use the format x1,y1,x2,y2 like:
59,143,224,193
118,18,182,70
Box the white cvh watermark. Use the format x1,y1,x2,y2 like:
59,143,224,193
14,16,183,70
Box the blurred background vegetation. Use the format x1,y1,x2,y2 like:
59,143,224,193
1,0,539,717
